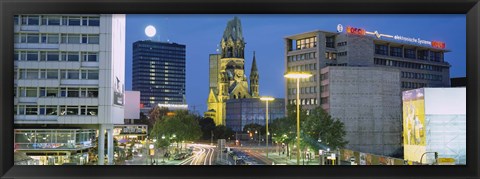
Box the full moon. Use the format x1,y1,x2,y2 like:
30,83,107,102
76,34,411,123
145,25,156,37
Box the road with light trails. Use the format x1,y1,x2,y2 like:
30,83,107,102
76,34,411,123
178,144,216,165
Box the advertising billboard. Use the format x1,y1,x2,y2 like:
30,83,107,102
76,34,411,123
403,88,426,163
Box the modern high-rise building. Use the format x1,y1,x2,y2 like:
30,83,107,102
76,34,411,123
132,40,186,114
284,25,451,113
205,17,260,126
13,14,126,165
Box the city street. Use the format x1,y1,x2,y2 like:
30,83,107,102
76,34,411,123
124,143,216,165
179,144,215,165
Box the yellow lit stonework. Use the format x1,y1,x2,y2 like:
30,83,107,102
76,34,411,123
205,17,259,126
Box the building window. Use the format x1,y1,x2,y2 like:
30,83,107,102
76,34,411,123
404,49,416,59
42,16,61,26
375,44,388,55
81,70,99,80
67,88,80,97
417,50,429,60
67,16,81,26
65,70,80,79
82,52,98,62
25,105,38,115
81,34,99,44
326,36,335,48
295,36,316,50
337,41,347,46
46,87,58,97
390,47,402,57
21,15,40,25
62,52,80,61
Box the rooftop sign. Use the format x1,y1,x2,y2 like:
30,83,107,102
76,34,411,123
337,24,446,49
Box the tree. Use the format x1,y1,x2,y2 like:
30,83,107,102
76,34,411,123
148,106,170,129
199,117,216,140
213,125,235,140
302,107,348,150
150,110,202,151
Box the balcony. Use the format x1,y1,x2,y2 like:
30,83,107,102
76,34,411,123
60,79,98,86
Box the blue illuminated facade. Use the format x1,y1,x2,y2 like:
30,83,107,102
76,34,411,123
132,40,186,113
225,98,285,132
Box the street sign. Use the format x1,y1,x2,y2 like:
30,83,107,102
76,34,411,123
438,158,455,165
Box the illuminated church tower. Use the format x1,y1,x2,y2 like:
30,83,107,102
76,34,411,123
205,17,260,126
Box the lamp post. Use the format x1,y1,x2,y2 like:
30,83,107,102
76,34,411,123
260,96,275,159
284,72,313,165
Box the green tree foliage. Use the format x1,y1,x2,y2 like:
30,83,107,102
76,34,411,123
213,125,235,140
148,106,170,129
270,105,347,152
150,110,202,144
302,107,348,149
199,117,216,140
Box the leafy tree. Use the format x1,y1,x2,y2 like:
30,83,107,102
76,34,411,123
302,107,348,150
148,106,170,128
213,125,235,140
199,117,216,140
150,110,202,150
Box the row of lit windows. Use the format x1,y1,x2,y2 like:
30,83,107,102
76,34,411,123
295,37,317,50
148,81,185,85
402,82,427,89
325,52,337,60
135,53,185,59
17,69,99,80
401,72,443,81
288,98,318,105
15,105,98,116
14,51,98,62
374,58,445,72
15,33,100,45
287,52,317,62
287,86,317,95
134,44,185,51
14,15,100,26
15,87,98,98
375,44,444,62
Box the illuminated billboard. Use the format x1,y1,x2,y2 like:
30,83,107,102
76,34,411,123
403,88,466,164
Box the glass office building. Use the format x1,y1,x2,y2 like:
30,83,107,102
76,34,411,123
132,40,186,114
225,98,285,132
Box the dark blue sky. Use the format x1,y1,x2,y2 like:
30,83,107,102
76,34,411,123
125,14,466,114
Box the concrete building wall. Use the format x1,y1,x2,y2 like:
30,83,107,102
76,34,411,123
322,66,402,156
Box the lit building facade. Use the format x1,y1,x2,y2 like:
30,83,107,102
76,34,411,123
402,88,466,165
205,17,260,126
132,40,186,114
225,98,285,132
284,26,451,113
13,14,126,165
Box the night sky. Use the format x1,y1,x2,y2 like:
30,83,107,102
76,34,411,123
125,14,466,114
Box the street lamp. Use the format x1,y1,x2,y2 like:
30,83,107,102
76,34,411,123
260,96,275,159
149,144,154,165
284,71,313,165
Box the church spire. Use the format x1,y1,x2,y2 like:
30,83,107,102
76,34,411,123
250,51,259,98
220,17,245,58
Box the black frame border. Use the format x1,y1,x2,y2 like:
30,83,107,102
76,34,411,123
1,0,479,178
